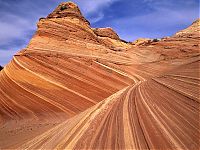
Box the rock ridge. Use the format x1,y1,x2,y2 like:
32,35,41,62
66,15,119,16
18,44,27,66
93,27,120,40
47,1,90,25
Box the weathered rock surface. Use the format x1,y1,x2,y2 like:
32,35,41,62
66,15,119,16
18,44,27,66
128,19,200,62
93,27,120,40
175,18,200,38
92,27,132,51
0,2,199,149
47,1,90,25
132,38,152,46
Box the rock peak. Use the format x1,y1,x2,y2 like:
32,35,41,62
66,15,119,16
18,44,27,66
175,18,199,38
47,1,90,25
190,18,200,30
192,18,200,25
93,27,120,40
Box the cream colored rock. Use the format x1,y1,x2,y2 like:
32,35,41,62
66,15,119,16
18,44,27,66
93,27,120,40
175,18,200,38
132,38,152,46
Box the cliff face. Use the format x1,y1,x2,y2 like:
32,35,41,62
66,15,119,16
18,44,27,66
93,27,120,40
0,2,199,149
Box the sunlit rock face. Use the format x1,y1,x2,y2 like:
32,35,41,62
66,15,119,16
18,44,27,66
132,38,152,46
47,1,90,25
93,27,120,40
175,18,200,38
0,1,199,149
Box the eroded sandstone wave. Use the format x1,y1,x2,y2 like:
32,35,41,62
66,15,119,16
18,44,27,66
0,2,199,149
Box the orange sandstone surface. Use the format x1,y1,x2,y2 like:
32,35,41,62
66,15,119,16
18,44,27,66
0,2,199,149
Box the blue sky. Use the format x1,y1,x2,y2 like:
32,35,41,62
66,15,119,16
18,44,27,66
0,0,199,66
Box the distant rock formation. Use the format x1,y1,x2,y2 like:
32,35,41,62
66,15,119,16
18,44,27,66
132,38,162,46
132,38,152,46
175,18,200,38
93,27,120,40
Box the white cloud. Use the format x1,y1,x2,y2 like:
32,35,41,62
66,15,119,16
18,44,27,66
0,13,35,45
0,12,35,66
89,12,105,23
131,8,197,27
72,0,120,23
106,1,199,41
74,0,119,14
0,0,50,65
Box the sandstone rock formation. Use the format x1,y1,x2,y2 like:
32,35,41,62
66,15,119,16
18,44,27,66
175,18,200,38
93,27,132,51
0,2,199,149
93,27,120,40
132,38,152,46
47,1,90,25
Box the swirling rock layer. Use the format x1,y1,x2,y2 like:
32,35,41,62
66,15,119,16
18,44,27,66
0,2,199,149
19,60,200,150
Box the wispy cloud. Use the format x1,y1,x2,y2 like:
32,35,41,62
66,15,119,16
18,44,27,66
0,0,55,66
89,12,105,23
103,0,199,41
73,0,120,14
72,0,120,23
0,13,34,44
